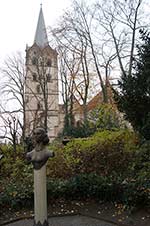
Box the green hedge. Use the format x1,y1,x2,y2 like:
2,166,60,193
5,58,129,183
0,129,150,209
47,129,138,178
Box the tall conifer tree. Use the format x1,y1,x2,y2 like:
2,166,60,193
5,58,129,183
114,30,150,140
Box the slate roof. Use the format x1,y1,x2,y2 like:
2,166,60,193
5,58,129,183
34,6,48,48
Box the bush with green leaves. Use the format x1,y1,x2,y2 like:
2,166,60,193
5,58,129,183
46,129,138,180
61,103,129,138
47,129,150,208
88,103,128,132
60,120,94,138
134,141,150,180
62,129,138,177
0,144,25,177
0,164,33,208
0,144,33,208
47,173,123,201
47,173,149,208
1,131,150,210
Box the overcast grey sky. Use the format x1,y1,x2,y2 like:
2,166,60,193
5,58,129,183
0,0,71,64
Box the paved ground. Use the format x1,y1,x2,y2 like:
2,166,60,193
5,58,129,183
1,200,150,226
3,215,116,226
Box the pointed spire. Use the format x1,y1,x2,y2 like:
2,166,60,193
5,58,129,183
34,6,48,48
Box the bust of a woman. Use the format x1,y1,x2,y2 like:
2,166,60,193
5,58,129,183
26,127,54,170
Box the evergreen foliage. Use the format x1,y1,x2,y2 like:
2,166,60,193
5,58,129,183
114,30,150,140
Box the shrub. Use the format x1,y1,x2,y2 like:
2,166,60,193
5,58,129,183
121,179,150,208
0,179,33,208
61,103,128,138
1,130,150,210
60,121,94,138
47,173,123,201
88,103,128,132
134,141,150,180
62,129,138,177
0,144,24,177
0,163,33,208
46,144,72,179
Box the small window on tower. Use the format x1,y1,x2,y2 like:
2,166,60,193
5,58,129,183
46,73,52,82
47,59,51,67
37,102,42,110
32,57,38,65
32,73,37,81
36,85,40,93
39,57,44,66
25,95,29,103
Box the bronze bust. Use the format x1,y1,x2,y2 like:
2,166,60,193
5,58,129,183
26,127,54,170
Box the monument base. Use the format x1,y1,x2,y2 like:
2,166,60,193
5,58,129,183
34,219,49,226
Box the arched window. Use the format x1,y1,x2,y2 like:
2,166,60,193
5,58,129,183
36,85,40,93
37,102,42,110
39,57,44,66
46,73,52,82
47,59,51,67
25,95,29,103
32,57,38,65
32,73,37,81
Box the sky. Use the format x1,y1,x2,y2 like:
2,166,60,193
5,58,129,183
0,0,71,64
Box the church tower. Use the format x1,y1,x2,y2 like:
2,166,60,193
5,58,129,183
25,6,59,140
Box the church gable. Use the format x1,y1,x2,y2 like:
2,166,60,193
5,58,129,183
42,45,57,57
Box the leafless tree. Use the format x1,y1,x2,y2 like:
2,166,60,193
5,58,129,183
0,104,22,152
51,13,92,124
50,0,120,106
58,47,78,130
0,51,55,143
0,52,26,141
95,0,148,77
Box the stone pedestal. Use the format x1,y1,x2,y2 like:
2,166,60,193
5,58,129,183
26,127,54,226
34,165,49,226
